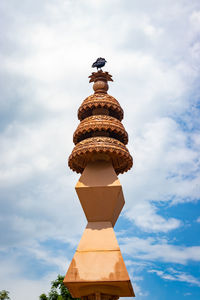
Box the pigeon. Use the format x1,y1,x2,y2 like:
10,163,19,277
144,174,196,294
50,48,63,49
92,57,107,70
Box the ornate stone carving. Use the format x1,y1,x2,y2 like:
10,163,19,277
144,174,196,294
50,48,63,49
89,70,113,83
73,115,128,145
68,137,133,175
78,93,124,121
89,70,113,94
68,70,133,175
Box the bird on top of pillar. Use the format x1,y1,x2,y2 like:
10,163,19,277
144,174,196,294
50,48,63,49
92,57,107,70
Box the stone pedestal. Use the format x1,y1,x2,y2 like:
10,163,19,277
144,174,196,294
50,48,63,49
64,161,135,298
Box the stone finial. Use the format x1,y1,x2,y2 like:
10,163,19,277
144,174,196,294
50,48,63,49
89,70,113,94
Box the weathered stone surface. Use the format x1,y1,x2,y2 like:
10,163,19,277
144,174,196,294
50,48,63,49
64,222,135,298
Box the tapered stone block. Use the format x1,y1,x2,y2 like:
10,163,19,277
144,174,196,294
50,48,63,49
76,161,124,227
64,222,135,298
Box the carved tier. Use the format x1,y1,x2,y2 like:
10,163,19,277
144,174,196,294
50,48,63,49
73,115,128,145
78,93,124,121
68,137,133,175
69,70,133,174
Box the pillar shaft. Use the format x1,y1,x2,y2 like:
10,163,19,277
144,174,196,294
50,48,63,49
64,162,135,298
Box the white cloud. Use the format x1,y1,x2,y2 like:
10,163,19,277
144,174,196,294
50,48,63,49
121,117,199,232
0,256,57,300
149,268,200,287
125,200,181,233
27,243,70,273
120,236,200,265
0,241,71,299
184,292,192,296
0,0,200,298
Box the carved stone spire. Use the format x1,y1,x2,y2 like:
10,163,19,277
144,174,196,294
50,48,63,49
68,71,133,174
64,70,135,299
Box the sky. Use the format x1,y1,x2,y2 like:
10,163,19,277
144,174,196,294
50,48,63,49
0,0,200,299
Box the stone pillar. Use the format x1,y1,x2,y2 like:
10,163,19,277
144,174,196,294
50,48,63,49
63,70,135,299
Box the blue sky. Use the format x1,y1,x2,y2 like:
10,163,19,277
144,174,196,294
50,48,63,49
0,0,200,299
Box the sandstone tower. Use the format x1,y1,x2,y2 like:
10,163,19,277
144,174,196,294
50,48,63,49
64,70,135,300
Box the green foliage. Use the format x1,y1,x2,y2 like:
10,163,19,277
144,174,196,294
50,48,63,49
39,294,48,300
0,290,10,300
39,275,80,300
